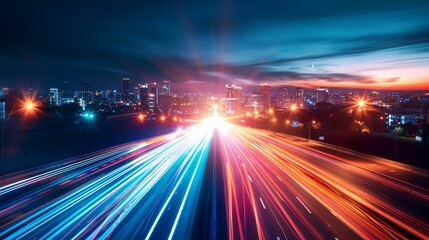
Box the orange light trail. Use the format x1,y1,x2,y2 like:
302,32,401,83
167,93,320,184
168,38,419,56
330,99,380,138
215,122,429,239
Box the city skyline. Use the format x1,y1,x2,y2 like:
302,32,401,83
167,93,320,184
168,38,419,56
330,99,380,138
2,1,429,239
1,1,429,92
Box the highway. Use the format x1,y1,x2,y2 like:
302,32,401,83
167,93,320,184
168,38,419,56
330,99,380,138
216,123,429,239
0,123,214,239
1,118,428,239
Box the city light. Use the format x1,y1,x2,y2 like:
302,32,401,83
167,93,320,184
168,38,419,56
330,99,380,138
2,85,429,239
2,0,429,238
15,97,40,116
358,99,365,112
24,101,35,111
82,112,95,119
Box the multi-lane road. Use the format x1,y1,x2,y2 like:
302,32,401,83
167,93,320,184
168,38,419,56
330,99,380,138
1,118,428,239
216,124,429,239
0,124,213,239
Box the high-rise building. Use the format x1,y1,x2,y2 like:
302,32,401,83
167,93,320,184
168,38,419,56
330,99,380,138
61,81,75,105
278,87,290,109
82,81,91,103
49,88,60,106
159,95,172,115
331,92,346,105
271,93,278,108
260,83,271,109
160,80,171,96
248,92,263,111
242,92,251,108
225,84,242,114
139,84,149,112
138,82,160,115
316,87,329,103
296,87,305,109
158,81,171,114
122,78,130,102
149,83,159,108
112,90,118,102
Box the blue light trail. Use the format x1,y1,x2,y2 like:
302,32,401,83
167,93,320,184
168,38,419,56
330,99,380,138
0,123,214,239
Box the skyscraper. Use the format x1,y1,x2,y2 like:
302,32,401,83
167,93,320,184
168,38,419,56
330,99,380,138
149,82,159,108
139,84,149,112
138,82,160,115
316,87,329,103
225,84,242,114
296,87,305,109
82,81,91,103
260,83,271,109
122,78,130,102
279,87,290,109
49,88,60,106
160,80,171,96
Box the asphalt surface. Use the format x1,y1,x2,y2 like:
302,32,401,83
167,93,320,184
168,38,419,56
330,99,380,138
215,125,429,239
1,119,428,239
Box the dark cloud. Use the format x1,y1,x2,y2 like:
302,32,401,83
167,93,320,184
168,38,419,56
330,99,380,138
0,0,428,91
241,27,429,68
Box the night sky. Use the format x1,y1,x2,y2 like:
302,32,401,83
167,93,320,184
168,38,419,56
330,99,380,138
1,0,429,92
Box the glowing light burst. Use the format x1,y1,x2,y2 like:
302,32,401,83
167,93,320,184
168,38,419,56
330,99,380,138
0,124,214,239
24,101,34,111
14,96,41,117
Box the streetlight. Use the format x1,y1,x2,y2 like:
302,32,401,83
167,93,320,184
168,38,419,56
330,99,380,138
21,98,39,117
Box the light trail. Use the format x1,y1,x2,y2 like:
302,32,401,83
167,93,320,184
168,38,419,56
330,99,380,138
216,122,429,239
1,117,429,239
0,123,214,239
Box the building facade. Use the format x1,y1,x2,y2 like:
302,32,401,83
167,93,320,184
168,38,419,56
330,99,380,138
122,78,130,102
316,87,329,103
225,84,243,114
260,83,271,109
